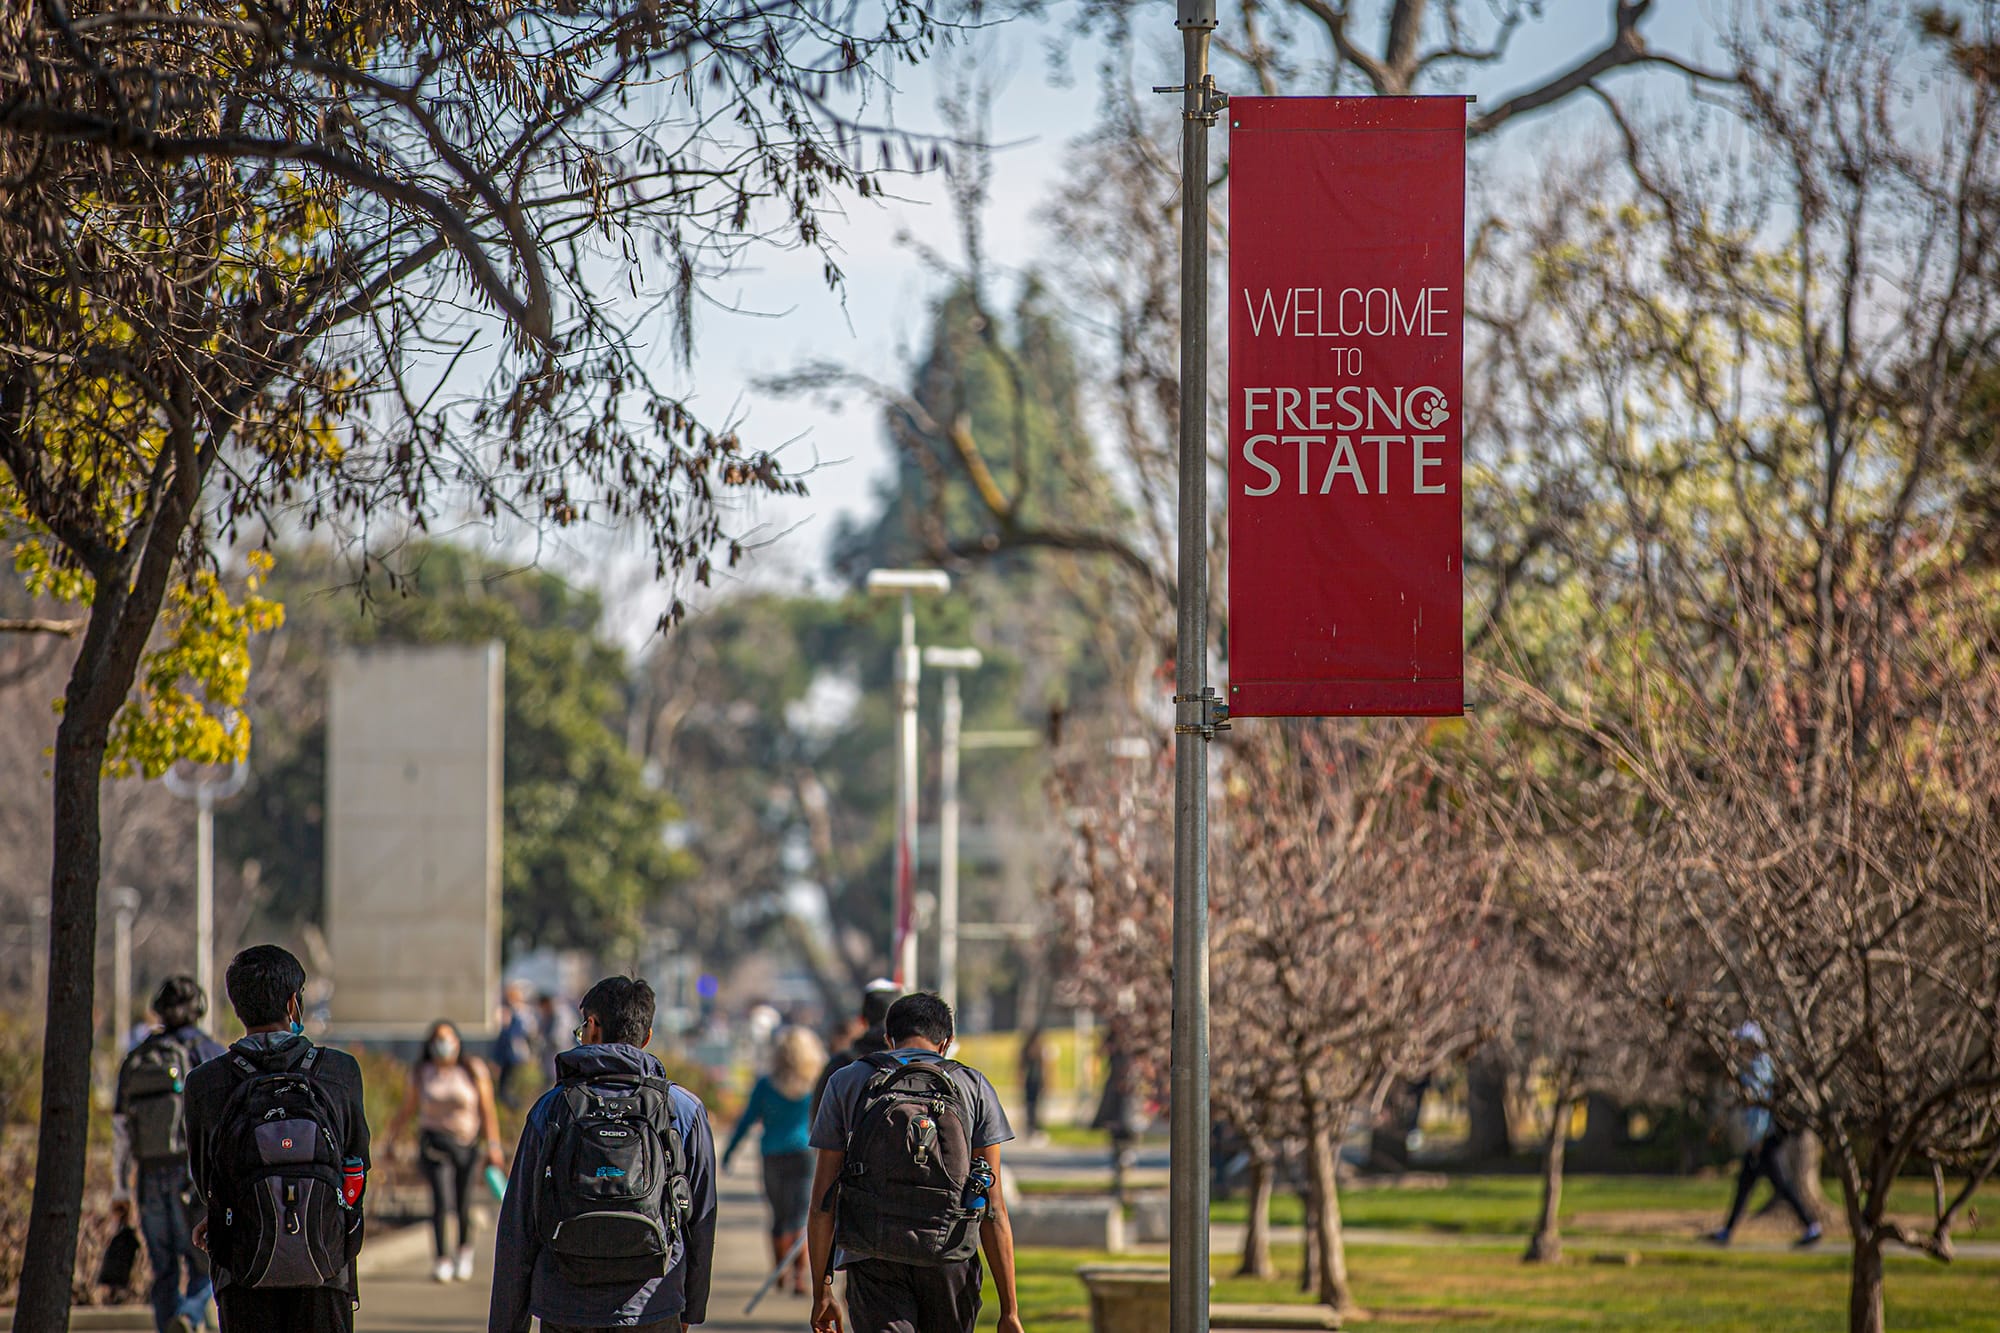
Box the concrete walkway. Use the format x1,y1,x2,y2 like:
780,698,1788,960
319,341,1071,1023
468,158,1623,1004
356,1158,808,1333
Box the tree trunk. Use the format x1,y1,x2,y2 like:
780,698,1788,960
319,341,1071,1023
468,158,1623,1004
14,483,190,1330
1368,1079,1423,1170
1465,1050,1513,1161
15,708,111,1331
1298,1179,1319,1294
1847,1236,1885,1333
1306,1122,1355,1313
1790,1130,1829,1223
1238,1151,1277,1279
1524,1088,1573,1263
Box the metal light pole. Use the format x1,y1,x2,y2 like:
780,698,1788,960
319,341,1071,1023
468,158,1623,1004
866,569,951,990
1162,3,1224,1330
111,886,141,1048
164,755,249,1005
921,646,982,1014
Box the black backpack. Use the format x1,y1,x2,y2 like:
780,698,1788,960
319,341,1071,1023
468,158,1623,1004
537,1072,694,1285
117,1032,198,1167
832,1053,983,1266
205,1047,360,1288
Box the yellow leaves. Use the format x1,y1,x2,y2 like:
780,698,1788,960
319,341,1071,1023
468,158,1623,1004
102,553,285,779
12,538,93,604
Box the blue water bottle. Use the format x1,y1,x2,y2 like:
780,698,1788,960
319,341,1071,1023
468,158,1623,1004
963,1157,994,1215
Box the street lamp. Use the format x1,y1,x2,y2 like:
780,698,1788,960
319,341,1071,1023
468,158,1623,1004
164,752,249,1004
866,569,950,990
920,646,981,1014
110,886,141,1050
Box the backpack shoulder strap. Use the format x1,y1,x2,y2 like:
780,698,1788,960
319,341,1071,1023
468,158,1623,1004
300,1045,322,1074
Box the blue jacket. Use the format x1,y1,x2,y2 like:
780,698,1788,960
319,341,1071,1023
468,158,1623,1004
489,1044,717,1332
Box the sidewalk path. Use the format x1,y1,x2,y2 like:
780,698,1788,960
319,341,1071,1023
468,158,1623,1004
356,1159,808,1333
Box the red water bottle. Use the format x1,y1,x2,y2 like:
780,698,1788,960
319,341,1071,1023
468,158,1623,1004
341,1156,366,1208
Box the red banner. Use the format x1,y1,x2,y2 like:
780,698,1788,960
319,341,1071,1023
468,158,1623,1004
1226,97,1466,717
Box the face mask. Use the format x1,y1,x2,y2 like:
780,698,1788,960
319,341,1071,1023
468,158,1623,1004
289,994,304,1036
431,1040,459,1062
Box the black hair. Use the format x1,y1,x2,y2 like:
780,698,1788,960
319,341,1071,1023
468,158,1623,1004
579,975,655,1048
422,1019,463,1067
225,944,306,1028
860,984,900,1027
885,992,954,1047
151,975,206,1030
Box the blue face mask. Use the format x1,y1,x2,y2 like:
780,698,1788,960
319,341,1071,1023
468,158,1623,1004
289,993,304,1036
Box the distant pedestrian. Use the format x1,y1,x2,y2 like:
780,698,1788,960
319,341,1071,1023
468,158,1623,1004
1092,1043,1143,1203
811,979,899,1119
535,992,571,1083
489,975,718,1333
1707,1021,1822,1248
185,945,370,1333
490,983,537,1109
1018,1029,1047,1143
721,1025,826,1296
112,975,227,1333
808,992,1023,1333
385,1020,505,1283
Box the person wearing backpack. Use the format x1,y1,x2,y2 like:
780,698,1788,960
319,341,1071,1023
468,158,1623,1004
112,976,227,1333
489,975,718,1333
806,992,1023,1333
183,945,371,1333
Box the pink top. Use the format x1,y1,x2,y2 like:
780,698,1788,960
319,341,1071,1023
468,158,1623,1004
416,1060,482,1144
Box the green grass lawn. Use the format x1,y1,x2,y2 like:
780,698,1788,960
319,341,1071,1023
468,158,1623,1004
1200,1173,1980,1240
975,1242,2000,1332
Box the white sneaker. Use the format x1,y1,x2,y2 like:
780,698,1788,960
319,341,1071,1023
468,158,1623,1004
454,1246,476,1281
432,1256,454,1283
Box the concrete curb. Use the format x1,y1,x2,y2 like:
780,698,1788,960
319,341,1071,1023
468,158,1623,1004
0,1303,174,1331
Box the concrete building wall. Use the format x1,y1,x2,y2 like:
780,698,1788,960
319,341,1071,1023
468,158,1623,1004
325,642,502,1038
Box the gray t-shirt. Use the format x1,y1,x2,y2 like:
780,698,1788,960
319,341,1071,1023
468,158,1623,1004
809,1048,1015,1153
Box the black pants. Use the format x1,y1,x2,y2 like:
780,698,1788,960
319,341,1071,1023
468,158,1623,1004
216,1285,353,1333
420,1129,480,1257
1724,1129,1814,1230
843,1257,982,1333
542,1323,681,1332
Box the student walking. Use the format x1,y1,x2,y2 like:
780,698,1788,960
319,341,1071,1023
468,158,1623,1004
1707,1021,1822,1247
807,992,1023,1333
489,975,718,1333
1018,1029,1047,1143
385,1020,505,1283
184,946,370,1333
112,976,228,1333
721,1025,825,1296
491,983,537,1109
810,980,899,1118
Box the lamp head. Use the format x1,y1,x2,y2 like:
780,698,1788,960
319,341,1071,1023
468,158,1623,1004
921,646,983,672
865,569,951,597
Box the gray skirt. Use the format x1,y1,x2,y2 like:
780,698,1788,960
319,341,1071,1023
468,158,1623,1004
760,1149,816,1235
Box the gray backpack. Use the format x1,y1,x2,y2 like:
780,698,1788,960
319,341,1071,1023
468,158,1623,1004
205,1048,360,1287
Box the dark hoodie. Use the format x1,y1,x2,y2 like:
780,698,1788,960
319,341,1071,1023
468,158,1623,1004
182,1032,370,1295
489,1044,717,1332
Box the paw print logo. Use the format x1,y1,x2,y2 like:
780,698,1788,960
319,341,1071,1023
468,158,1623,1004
1409,388,1450,430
